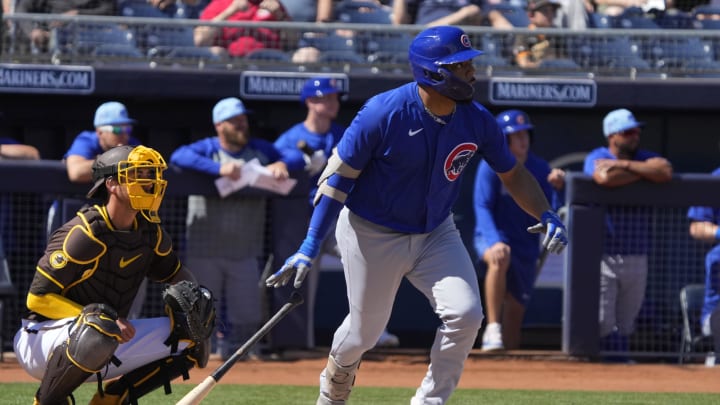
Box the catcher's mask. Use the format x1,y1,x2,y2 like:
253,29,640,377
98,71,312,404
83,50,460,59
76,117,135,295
87,145,168,223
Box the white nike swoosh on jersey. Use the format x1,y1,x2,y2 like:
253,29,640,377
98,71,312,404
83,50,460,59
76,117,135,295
408,128,424,136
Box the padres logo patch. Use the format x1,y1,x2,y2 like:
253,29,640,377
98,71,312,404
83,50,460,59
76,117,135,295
444,143,478,181
50,250,69,269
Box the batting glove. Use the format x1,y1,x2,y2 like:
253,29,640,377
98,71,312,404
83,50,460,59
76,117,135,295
527,210,568,254
266,252,313,289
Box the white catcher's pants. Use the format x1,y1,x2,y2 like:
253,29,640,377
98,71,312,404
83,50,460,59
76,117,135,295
14,317,188,381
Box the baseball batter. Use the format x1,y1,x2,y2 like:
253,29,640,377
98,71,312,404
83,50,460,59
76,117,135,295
267,26,568,405
14,145,215,405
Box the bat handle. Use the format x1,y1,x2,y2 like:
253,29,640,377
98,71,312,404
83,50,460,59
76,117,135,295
176,376,216,405
296,140,314,156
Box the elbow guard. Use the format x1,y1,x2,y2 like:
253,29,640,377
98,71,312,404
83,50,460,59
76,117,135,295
314,151,359,206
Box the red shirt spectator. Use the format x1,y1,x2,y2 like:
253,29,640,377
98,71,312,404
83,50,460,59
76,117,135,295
195,0,290,57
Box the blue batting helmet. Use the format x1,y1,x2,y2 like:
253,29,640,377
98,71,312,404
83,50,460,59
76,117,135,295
408,26,483,101
300,77,343,103
496,109,534,137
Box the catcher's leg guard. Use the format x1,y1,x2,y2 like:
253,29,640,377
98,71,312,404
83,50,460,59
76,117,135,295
317,355,361,405
36,304,121,405
90,339,209,405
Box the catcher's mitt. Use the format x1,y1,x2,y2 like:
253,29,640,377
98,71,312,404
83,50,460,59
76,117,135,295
163,281,216,350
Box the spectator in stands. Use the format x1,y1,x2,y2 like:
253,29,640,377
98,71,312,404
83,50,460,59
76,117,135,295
391,0,516,28
513,0,564,68
474,109,565,351
14,0,116,53
583,108,673,361
592,0,647,16
554,0,591,29
391,0,483,26
273,77,400,349
687,169,720,356
0,137,40,159
169,97,304,360
194,0,291,58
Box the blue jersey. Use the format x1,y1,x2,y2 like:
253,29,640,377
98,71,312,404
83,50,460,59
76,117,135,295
170,136,304,176
64,130,141,159
337,82,516,234
687,166,720,324
473,152,554,262
274,122,345,204
583,146,661,255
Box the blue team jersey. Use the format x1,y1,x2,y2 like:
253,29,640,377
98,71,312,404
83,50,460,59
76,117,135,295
170,136,305,176
583,146,661,255
274,122,345,204
337,82,516,234
687,166,720,323
473,152,554,262
64,130,141,159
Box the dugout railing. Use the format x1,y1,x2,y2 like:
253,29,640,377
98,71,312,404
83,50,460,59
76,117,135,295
564,172,719,361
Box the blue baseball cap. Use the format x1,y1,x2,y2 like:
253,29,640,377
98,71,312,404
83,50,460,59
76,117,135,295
213,97,247,124
603,108,644,137
300,77,343,103
93,102,136,127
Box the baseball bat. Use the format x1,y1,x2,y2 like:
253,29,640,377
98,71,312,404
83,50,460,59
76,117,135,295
296,140,314,156
176,291,305,405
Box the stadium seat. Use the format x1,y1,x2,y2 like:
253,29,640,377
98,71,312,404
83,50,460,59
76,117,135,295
587,12,613,28
51,23,138,62
613,7,661,29
571,36,651,71
334,0,392,24
119,0,208,19
318,50,366,64
119,1,170,18
366,34,413,64
646,37,717,70
678,284,714,364
244,48,292,62
487,3,531,27
652,10,697,29
298,32,360,54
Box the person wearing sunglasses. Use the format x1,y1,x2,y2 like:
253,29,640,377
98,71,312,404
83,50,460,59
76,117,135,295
65,101,141,183
583,108,673,362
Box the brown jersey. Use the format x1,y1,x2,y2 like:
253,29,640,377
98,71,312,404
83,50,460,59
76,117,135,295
28,204,181,320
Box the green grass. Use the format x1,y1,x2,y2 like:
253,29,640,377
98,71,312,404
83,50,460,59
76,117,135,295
0,383,718,405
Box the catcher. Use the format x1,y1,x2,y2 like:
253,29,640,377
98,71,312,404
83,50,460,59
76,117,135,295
13,145,216,405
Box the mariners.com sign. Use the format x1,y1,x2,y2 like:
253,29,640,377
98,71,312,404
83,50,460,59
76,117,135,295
0,64,94,94
490,77,597,107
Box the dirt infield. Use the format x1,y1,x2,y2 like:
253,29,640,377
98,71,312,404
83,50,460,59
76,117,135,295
3,349,719,393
